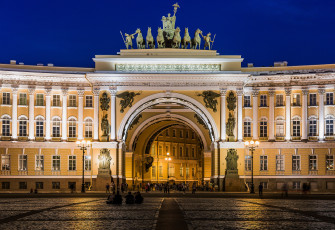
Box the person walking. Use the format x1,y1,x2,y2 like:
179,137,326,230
258,183,263,196
106,183,110,194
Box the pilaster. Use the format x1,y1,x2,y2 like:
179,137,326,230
61,88,68,141
301,88,309,141
268,89,275,141
77,89,85,140
28,87,35,141
109,87,117,141
220,88,227,141
11,86,19,140
318,87,325,141
237,88,243,141
45,88,52,141
93,87,100,141
252,89,259,139
285,88,291,141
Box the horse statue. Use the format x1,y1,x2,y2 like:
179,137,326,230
146,27,155,49
156,27,165,48
135,28,145,49
191,28,202,49
172,27,181,48
181,27,191,49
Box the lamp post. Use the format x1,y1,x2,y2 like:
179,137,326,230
76,140,92,193
244,140,259,194
165,152,171,182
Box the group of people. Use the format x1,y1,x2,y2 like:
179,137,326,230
140,182,199,194
106,191,143,205
105,182,129,194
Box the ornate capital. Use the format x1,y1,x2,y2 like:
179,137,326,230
302,88,309,95
77,89,85,97
45,87,52,96
220,88,227,96
268,88,276,97
61,88,69,96
236,88,244,96
284,88,291,96
93,87,100,96
252,89,259,97
318,87,326,95
12,86,19,94
109,87,117,96
28,87,35,95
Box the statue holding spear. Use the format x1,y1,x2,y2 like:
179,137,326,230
120,31,138,49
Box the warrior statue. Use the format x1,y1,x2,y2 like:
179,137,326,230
120,31,137,49
101,114,110,136
191,29,202,49
201,32,215,50
135,28,145,49
181,27,191,49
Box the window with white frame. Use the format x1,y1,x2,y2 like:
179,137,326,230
293,94,301,106
170,165,175,177
292,155,300,171
260,118,268,137
36,94,44,106
308,117,317,136
244,119,251,137
172,129,176,137
19,93,27,105
52,95,60,107
326,155,334,170
1,155,10,170
245,156,252,171
85,96,93,107
68,155,76,171
19,118,27,136
52,155,60,171
244,95,251,107
260,95,267,107
260,155,268,171
159,165,163,177
35,155,44,171
326,116,334,136
2,92,10,105
293,181,301,190
52,118,61,137
326,92,333,105
309,93,317,106
186,167,189,177
309,155,317,170
180,166,184,177
260,182,268,189
85,155,91,171
36,117,44,137
192,168,195,177
276,94,284,106
276,118,284,137
68,118,76,138
292,118,301,137
69,95,77,107
276,155,284,171
179,147,183,157
85,119,93,138
152,166,156,177
2,116,10,136
18,155,27,171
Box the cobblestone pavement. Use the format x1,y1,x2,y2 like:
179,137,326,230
0,197,335,230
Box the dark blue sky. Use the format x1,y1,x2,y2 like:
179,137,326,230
1,0,334,68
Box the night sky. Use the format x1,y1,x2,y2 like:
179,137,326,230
1,0,334,68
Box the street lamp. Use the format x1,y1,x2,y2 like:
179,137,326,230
244,140,259,194
165,152,172,182
76,140,92,193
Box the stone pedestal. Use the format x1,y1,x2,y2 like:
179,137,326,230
228,136,235,142
100,135,109,142
96,169,111,191
224,170,242,192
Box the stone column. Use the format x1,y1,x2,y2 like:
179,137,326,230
318,87,325,141
237,88,243,141
93,88,100,141
45,88,52,141
220,88,227,141
252,89,259,139
268,89,275,141
11,87,18,140
77,89,85,140
109,87,117,141
285,88,291,141
61,88,68,141
28,87,35,141
301,88,309,141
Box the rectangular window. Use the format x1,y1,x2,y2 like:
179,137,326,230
292,155,300,171
326,93,334,105
244,95,251,107
276,95,284,106
309,93,317,106
85,155,91,171
260,182,268,189
186,167,189,177
68,182,76,190
326,155,334,170
185,148,189,157
2,182,10,189
1,155,10,171
185,131,189,138
68,155,76,171
309,155,317,171
180,130,183,138
52,95,60,107
52,182,60,189
192,168,195,177
158,146,162,155
159,165,163,177
165,129,169,136
309,119,317,136
19,120,27,136
292,120,301,137
293,181,300,190
36,182,43,189
326,118,334,136
244,121,251,137
260,155,268,171
276,119,284,137
36,94,44,106
191,148,195,158
172,147,176,156
2,92,10,105
293,94,301,106
85,96,93,107
52,155,60,171
36,120,44,137
165,146,169,155
179,147,183,157
260,95,267,107
152,166,156,178
170,166,175,177
192,132,195,139
180,167,184,177
260,120,267,137
245,156,252,171
69,95,77,107
19,93,27,105
35,155,44,171
276,155,284,171
18,155,27,171
172,129,176,137
2,119,10,136
19,182,27,189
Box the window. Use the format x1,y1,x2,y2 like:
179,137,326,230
52,95,60,107
52,118,61,137
180,167,184,177
85,96,93,107
85,155,91,171
260,182,268,189
172,129,176,137
68,182,76,190
159,146,162,155
191,148,195,158
185,131,189,138
172,146,176,156
326,93,333,105
276,95,284,106
192,168,195,177
2,182,10,189
326,155,334,170
2,92,10,105
19,182,27,189
244,95,251,107
260,95,267,107
18,155,27,171
85,119,93,138
309,93,317,106
180,130,183,138
19,93,27,105
165,146,169,155
185,148,189,157
2,117,10,136
293,181,300,190
19,118,27,136
309,155,317,170
293,94,301,106
35,155,44,171
192,132,195,139
186,167,189,177
1,155,10,170
260,118,267,137
69,155,76,171
276,118,284,137
170,166,175,177
179,147,183,157
326,117,334,136
244,119,251,137
52,155,60,171
292,155,300,171
52,182,60,189
36,182,43,189
36,94,44,106
159,166,163,177
292,118,301,137
260,155,268,171
69,95,77,107
68,118,76,138
308,118,317,136
165,129,169,136
152,166,156,177
276,155,284,171
245,156,252,171
36,117,44,137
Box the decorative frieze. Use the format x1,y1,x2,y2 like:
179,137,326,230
115,63,221,72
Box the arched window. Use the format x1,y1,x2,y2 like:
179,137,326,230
326,116,334,136
292,117,301,137
52,117,61,137
84,118,93,138
36,116,44,137
308,116,317,136
1,115,11,136
19,116,28,137
260,118,268,138
68,118,77,138
275,117,285,137
243,118,251,137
